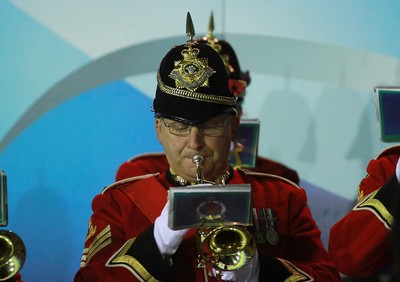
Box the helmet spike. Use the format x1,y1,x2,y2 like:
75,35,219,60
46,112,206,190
205,11,216,41
186,12,195,43
208,11,214,35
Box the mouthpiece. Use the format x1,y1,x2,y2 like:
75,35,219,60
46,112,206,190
192,155,205,184
192,154,204,166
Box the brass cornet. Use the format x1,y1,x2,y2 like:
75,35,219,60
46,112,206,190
192,155,256,275
0,170,26,281
0,230,26,281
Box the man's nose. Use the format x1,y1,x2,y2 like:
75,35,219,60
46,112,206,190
186,127,205,150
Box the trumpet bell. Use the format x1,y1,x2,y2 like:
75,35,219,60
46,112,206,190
209,226,247,254
200,226,256,271
192,154,256,272
0,230,26,281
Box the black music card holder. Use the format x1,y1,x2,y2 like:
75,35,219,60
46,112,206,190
374,86,400,142
0,170,8,227
168,184,252,230
228,119,260,169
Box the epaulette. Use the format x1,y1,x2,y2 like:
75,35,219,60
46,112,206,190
101,173,159,194
237,168,300,188
375,144,400,159
126,152,165,162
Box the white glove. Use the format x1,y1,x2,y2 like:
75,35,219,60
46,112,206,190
211,250,260,281
154,202,189,257
396,156,400,183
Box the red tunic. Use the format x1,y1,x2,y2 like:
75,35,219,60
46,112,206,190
329,145,400,277
116,152,299,185
75,169,340,281
4,274,23,282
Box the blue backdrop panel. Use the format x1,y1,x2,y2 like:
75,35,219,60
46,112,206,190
0,1,89,140
0,81,161,281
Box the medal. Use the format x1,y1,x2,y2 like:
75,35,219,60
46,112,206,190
262,208,279,246
266,228,279,246
252,208,266,244
252,208,280,245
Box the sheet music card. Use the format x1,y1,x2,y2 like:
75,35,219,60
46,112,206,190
374,86,400,142
167,184,252,230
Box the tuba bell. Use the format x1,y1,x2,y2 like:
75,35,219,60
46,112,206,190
192,155,256,275
0,230,26,281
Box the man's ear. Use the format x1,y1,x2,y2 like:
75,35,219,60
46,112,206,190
155,118,163,143
231,115,241,139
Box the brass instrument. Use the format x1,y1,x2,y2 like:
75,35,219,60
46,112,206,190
0,230,26,281
192,155,205,184
0,170,26,281
192,155,256,276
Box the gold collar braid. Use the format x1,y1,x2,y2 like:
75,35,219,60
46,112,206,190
169,167,231,186
157,71,237,106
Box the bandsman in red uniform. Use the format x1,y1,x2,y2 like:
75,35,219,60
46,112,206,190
115,13,299,185
75,13,339,281
329,144,400,279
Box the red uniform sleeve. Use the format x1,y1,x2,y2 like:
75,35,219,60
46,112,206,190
329,154,399,277
74,185,170,281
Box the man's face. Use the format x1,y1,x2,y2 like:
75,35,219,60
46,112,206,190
156,113,239,183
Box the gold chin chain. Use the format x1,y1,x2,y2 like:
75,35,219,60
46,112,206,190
169,166,230,186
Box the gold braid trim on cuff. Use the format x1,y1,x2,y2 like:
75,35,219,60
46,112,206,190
157,71,237,106
107,238,160,282
354,190,394,229
81,224,112,267
277,258,314,282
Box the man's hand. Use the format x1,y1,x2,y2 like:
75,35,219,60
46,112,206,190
154,202,188,256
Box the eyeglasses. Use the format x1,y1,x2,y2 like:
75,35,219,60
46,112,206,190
159,115,231,137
